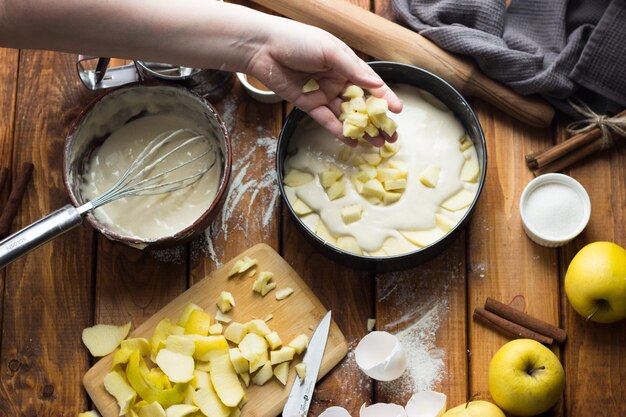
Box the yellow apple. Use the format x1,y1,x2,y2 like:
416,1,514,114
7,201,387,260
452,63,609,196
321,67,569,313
488,339,564,416
564,241,626,323
442,400,504,417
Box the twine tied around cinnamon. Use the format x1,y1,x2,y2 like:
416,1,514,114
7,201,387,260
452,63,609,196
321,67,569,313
567,99,626,150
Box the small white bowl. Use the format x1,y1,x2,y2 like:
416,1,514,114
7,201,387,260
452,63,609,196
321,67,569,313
236,73,282,104
519,173,591,247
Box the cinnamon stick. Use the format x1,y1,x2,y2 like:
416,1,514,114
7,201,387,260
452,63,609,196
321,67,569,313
533,138,604,176
473,307,554,345
0,163,34,239
0,167,8,193
526,128,602,170
485,297,566,343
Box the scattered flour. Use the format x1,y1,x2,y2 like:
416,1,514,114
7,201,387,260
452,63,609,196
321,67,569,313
202,136,279,266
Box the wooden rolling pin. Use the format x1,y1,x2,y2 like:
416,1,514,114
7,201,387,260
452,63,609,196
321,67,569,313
250,0,554,128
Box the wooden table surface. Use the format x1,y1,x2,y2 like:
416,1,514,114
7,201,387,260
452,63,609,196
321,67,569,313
0,2,625,416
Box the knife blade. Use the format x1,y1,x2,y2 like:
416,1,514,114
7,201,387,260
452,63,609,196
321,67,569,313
282,310,332,417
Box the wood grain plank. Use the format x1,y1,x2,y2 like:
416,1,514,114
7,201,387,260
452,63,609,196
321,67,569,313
0,51,95,416
466,100,561,410
559,123,626,417
371,0,468,408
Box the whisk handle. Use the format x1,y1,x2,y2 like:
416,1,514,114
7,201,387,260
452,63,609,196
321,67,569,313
0,205,83,269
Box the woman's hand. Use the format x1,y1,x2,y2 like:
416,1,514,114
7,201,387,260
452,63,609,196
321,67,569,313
245,21,402,147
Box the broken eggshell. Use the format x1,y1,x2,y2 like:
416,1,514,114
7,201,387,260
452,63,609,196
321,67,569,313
355,331,407,381
360,403,407,417
405,391,447,417
319,407,353,417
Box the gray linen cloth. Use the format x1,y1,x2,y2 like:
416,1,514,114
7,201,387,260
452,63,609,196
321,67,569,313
392,0,626,118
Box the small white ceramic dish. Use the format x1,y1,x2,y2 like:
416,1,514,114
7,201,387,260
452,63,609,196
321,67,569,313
519,173,591,247
236,72,282,104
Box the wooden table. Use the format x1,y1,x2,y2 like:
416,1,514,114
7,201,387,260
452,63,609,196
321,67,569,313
0,2,624,416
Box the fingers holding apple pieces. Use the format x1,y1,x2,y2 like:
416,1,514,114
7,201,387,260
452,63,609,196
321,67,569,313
565,241,626,323
488,339,564,417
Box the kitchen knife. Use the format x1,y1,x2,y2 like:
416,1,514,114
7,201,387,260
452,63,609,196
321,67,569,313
282,310,332,417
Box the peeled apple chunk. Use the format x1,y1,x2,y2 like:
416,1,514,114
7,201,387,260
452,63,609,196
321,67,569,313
193,383,232,417
284,169,314,187
460,158,480,183
405,391,447,417
270,346,296,364
156,349,195,383
245,319,272,336
441,189,475,211
210,354,245,407
103,370,136,415
343,85,364,98
273,361,289,385
302,79,320,93
251,361,273,386
229,348,249,374
138,401,166,417
401,228,446,247
288,334,309,354
419,165,441,188
82,322,131,357
295,362,306,380
239,333,269,361
217,291,236,313
292,199,313,216
275,287,295,301
224,322,248,344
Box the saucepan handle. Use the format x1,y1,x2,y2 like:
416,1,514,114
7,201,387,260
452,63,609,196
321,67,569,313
0,205,83,269
76,55,139,90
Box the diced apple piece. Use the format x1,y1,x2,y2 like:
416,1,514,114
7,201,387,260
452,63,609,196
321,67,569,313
380,141,400,158
383,179,406,191
209,323,223,335
138,402,166,417
341,204,363,224
224,322,247,344
210,354,245,407
273,362,289,385
362,153,382,166
190,335,229,361
295,363,307,381
377,168,402,182
270,347,296,365
367,319,376,331
326,181,346,200
340,101,353,117
227,260,244,277
435,213,456,232
283,169,314,187
320,168,343,188
249,350,269,373
217,291,236,314
288,334,310,354
460,158,479,183
265,331,282,350
104,370,137,416
459,135,473,151
401,228,446,247
349,96,367,113
337,236,362,255
165,404,199,417
343,85,364,99
251,361,273,386
371,113,398,136
238,333,269,362
301,79,319,93
275,287,295,301
166,335,195,356
156,349,194,383
353,178,365,193
252,272,276,296
316,220,336,244
419,165,441,188
388,160,408,177
193,384,232,417
240,372,250,387
382,236,417,255
214,309,232,324
350,154,366,166
184,310,211,336
228,348,249,374
364,122,379,138
82,322,131,357
338,145,352,162
365,96,388,115
343,121,365,139
357,164,377,181
245,319,272,336
177,304,203,326
227,256,257,277
367,196,382,205
264,313,274,322
192,370,210,389
383,192,402,205
362,179,385,199
441,189,475,211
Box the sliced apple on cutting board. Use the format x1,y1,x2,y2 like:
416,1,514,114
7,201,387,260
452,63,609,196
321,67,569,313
83,243,348,417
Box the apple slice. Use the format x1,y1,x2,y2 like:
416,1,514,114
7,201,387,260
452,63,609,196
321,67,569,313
192,370,210,389
151,319,184,359
210,354,245,407
156,349,194,383
189,335,229,361
103,370,136,415
193,384,232,417
316,220,337,244
460,158,479,183
82,322,131,357
337,236,363,255
382,237,417,256
419,165,441,188
401,228,446,247
326,181,346,200
251,361,273,386
301,79,320,93
165,335,195,356
273,362,289,385
288,334,309,354
224,322,248,344
284,169,314,187
165,404,199,417
209,323,223,335
383,179,406,191
270,347,296,365
441,189,475,211
435,213,456,232
275,287,295,301
228,348,249,374
138,401,166,417
295,363,306,381
383,192,402,205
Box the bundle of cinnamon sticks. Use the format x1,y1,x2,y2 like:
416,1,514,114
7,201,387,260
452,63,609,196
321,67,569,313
474,297,566,345
526,109,626,176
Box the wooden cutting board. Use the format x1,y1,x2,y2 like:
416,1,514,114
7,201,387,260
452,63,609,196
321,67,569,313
83,243,349,417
